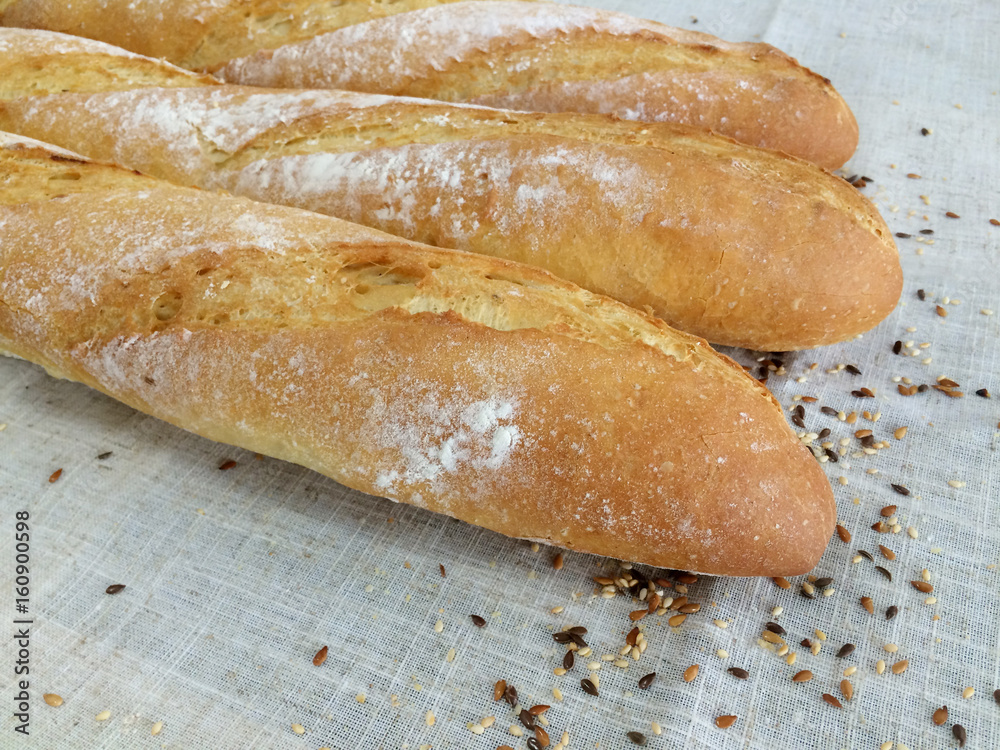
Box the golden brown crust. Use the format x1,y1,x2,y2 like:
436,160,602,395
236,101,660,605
0,56,901,350
0,0,480,69
216,1,859,168
0,132,835,576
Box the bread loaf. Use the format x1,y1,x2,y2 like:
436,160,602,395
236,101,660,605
0,30,901,352
215,1,859,169
0,0,857,168
0,132,836,576
0,0,475,70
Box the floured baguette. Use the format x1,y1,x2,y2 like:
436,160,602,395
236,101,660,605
0,0,858,167
0,132,836,576
214,1,859,169
0,30,901,352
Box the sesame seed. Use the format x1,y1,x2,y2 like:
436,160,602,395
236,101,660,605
963,686,975,699
509,725,524,737
43,693,63,707
356,694,366,704
95,710,111,722
881,742,893,750
877,660,886,674
553,688,563,702
815,629,828,642
469,722,485,735
885,643,899,653
786,652,797,665
446,648,456,662
651,722,662,735
907,527,919,539
717,649,730,659
151,721,163,736
291,723,305,735
844,666,858,677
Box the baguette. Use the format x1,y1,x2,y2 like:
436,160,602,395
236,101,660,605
0,31,901,352
0,0,858,168
215,1,859,169
0,132,836,576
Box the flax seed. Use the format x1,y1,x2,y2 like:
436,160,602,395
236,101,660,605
792,670,812,683
911,580,933,593
892,660,909,674
715,715,737,729
841,680,854,701
822,694,842,709
43,693,63,707
683,664,699,682
861,596,875,614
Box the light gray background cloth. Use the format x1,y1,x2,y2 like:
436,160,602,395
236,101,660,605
1,1,999,748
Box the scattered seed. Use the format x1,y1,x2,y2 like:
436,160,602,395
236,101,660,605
879,545,896,561
815,578,834,588
494,680,508,701
920,229,934,235
470,614,487,627
822,694,843,709
962,687,975,699
945,211,960,219
553,553,564,570
773,576,791,590
218,459,237,471
886,605,899,620
629,609,648,621
859,550,875,561
727,667,749,680
765,622,787,635
837,643,856,658
439,563,446,577
627,730,647,746
505,685,518,706
911,580,933,593
48,468,63,483
519,709,536,730
892,660,909,674
43,693,63,707
683,665,699,682
994,688,1000,705
105,584,126,595
97,451,113,460
936,305,948,317
291,723,305,735
933,706,949,725
535,727,550,747
526,738,541,750
977,388,991,398
651,722,662,736
836,524,851,543
563,651,574,670
95,710,111,722
891,484,910,496
581,679,598,697
841,679,854,701
151,721,163,736
638,672,656,689
715,715,737,729
313,645,328,667
861,596,875,614
667,614,687,627
894,426,908,440
792,670,813,683
953,724,967,747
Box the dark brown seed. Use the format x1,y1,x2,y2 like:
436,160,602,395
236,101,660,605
920,127,930,135
938,378,960,388
505,685,518,706
881,505,897,517
676,573,699,585
528,704,550,716
568,632,588,648
527,738,542,750
859,549,875,561
815,577,834,588
932,705,948,725
836,644,856,658
534,727,550,748
994,688,1000,705
627,731,648,746
563,650,574,670
821,406,838,416
96,451,113,460
825,448,839,463
918,384,930,392
581,678,598,697
836,524,851,543
519,709,536,730
218,459,237,471
791,415,805,428
976,388,990,398
846,365,862,376
845,174,858,183
911,580,934,593
439,564,446,578
727,667,749,680
765,622,786,635
917,289,927,300
920,229,934,235
946,211,960,219
818,428,831,439
105,584,126,595
886,605,898,620
872,521,888,533
494,680,507,701
822,693,843,709
895,232,912,239
953,724,967,747
891,484,910,496
801,639,812,648
626,627,640,646
875,566,893,582
793,404,806,419
552,632,572,644
48,469,62,483
312,645,328,667
851,390,866,398
567,625,587,635
470,614,486,627
893,340,903,354
638,672,656,690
